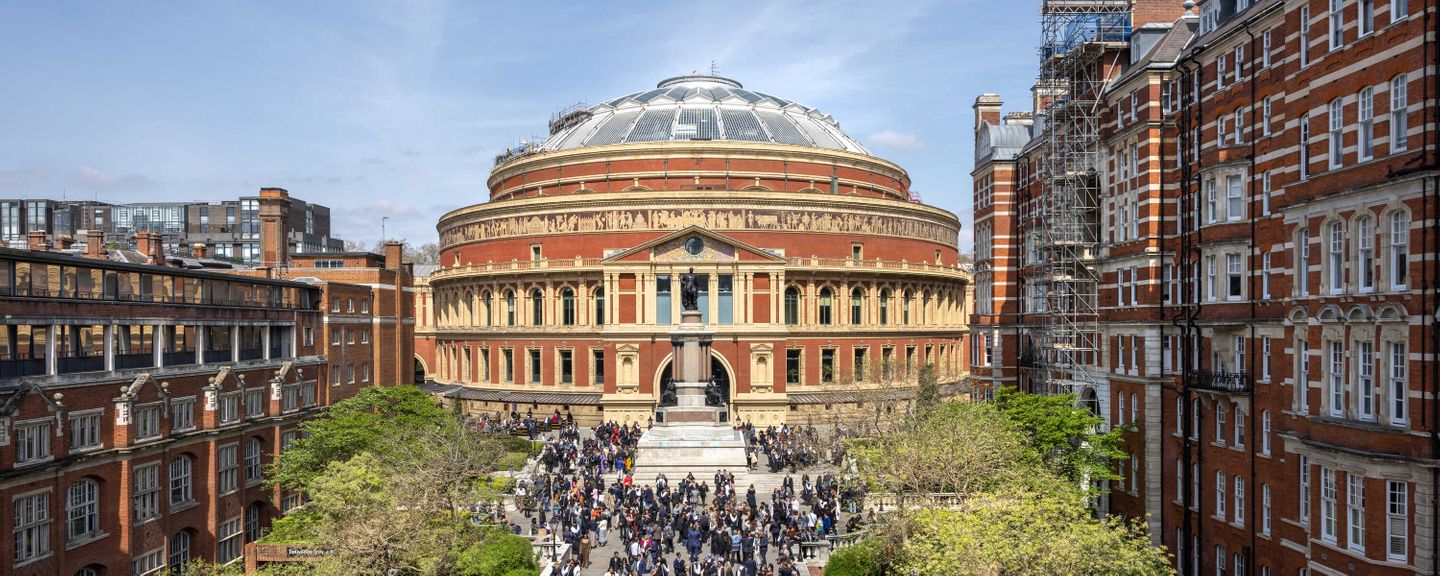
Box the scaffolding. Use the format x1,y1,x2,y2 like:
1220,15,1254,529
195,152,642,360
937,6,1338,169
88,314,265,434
1030,0,1130,400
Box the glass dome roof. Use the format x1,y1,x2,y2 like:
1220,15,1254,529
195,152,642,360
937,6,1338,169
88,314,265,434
538,75,870,156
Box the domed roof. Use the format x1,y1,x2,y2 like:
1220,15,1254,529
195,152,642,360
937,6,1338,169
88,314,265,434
538,75,871,156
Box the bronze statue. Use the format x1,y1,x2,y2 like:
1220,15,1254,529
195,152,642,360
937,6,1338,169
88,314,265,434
680,267,699,312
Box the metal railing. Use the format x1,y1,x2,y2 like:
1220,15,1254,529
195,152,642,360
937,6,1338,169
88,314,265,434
0,358,45,378
56,356,105,375
115,353,154,370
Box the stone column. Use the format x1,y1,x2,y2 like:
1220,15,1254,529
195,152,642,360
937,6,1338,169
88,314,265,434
103,325,115,372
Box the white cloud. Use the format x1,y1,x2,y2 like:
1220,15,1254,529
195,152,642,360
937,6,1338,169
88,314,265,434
864,130,924,150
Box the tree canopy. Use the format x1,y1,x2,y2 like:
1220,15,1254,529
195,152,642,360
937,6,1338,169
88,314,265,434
842,391,1170,575
261,385,534,576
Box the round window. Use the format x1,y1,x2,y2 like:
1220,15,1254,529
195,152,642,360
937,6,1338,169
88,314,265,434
684,237,704,255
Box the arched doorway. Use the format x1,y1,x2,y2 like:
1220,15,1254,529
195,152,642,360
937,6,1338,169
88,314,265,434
414,356,429,384
658,354,731,408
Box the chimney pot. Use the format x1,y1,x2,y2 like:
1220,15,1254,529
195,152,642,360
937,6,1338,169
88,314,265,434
27,231,49,252
84,230,106,260
384,241,404,272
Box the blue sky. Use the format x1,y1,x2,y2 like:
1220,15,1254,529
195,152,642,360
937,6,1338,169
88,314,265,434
0,0,1040,252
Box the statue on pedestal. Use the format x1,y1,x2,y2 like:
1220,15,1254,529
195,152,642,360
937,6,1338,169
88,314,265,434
680,267,699,312
704,377,721,407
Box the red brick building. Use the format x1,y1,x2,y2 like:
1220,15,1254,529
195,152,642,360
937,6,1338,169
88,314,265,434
417,75,972,426
975,0,1436,574
0,245,325,576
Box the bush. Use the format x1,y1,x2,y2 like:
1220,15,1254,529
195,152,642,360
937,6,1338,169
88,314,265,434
825,539,884,576
453,532,537,576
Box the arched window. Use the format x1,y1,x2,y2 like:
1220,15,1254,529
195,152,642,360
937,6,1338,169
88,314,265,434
505,291,516,326
245,438,264,485
784,287,800,325
850,287,864,325
531,290,544,326
481,291,492,326
879,289,891,325
818,288,834,325
594,288,605,326
75,567,101,576
169,529,191,570
903,290,913,325
66,479,99,541
561,288,576,326
170,455,193,505
245,502,264,542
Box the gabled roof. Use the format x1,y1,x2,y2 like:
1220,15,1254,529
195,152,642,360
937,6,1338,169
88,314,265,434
602,226,787,264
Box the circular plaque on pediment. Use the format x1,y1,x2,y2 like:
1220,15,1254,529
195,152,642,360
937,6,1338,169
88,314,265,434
684,236,704,256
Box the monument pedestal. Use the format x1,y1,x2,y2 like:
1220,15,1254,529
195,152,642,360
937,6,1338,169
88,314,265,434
632,309,749,478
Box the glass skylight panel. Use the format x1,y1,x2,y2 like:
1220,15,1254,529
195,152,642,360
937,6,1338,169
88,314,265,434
795,116,843,149
586,109,641,145
755,110,811,145
555,113,607,149
720,109,768,141
665,87,692,100
633,89,669,103
676,107,720,140
732,90,763,104
625,108,679,142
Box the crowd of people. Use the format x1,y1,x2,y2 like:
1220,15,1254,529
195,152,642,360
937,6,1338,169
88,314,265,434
513,420,866,576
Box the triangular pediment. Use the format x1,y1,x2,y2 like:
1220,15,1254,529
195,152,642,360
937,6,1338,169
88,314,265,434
603,226,787,264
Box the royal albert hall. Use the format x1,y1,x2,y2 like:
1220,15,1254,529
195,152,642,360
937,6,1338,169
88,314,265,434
418,75,971,426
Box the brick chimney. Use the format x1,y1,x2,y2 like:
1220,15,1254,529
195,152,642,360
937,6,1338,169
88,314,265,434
192,243,209,260
258,188,291,272
135,231,165,266
973,94,1003,129
54,235,75,251
84,230,106,260
27,231,48,251
384,241,404,271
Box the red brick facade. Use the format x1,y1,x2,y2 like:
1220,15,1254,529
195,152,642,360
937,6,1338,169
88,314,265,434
975,0,1438,573
0,247,331,576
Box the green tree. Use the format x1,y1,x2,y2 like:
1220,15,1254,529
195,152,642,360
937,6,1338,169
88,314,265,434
895,492,1171,575
991,387,1126,486
270,385,448,490
453,531,538,576
824,539,885,576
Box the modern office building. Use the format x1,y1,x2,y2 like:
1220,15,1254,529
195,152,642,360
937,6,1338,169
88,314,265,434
0,194,345,265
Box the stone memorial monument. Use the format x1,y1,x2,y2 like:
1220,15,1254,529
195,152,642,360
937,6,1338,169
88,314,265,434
632,268,749,477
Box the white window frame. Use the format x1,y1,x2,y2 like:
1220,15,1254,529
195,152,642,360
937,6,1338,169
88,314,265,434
1329,0,1345,50
68,410,104,452
1392,75,1409,151
1388,481,1409,561
1390,341,1408,427
1321,467,1339,542
133,463,160,523
1329,98,1345,169
1359,87,1375,160
13,490,52,564
1348,473,1366,552
1357,340,1376,421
